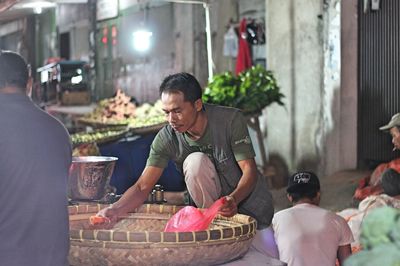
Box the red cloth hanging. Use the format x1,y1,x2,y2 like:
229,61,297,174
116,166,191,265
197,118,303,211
235,18,253,75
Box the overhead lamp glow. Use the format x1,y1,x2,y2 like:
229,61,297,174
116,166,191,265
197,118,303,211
34,7,42,14
20,1,56,9
132,30,153,52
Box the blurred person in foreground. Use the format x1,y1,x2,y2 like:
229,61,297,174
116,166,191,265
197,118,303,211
0,51,72,266
272,171,354,266
97,72,276,255
354,113,400,200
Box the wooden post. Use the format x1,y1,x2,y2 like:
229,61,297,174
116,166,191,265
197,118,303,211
246,113,273,188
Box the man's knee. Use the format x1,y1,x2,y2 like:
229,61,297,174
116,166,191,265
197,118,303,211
183,152,221,208
183,152,215,181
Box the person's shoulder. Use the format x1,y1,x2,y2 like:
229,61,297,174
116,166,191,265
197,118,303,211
158,124,174,136
314,207,350,227
205,103,241,114
274,206,295,218
34,106,66,128
205,104,243,122
330,211,349,224
156,124,180,142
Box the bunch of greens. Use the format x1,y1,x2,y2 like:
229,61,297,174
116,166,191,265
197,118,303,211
344,207,400,266
203,65,284,114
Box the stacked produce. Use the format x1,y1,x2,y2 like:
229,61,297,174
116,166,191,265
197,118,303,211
344,206,400,266
82,89,136,124
128,100,166,128
79,90,166,128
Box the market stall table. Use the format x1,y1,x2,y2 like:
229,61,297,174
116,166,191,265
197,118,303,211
46,103,97,132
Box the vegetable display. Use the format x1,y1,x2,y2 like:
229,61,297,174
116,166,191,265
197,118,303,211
344,207,400,266
79,92,166,128
71,127,129,146
203,65,284,114
83,89,136,124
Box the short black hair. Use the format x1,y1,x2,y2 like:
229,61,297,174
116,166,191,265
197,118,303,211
288,190,319,203
0,50,29,90
381,168,400,196
159,72,202,103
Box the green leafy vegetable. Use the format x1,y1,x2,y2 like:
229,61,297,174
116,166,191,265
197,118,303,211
203,65,284,114
345,207,400,266
345,243,400,266
360,206,399,249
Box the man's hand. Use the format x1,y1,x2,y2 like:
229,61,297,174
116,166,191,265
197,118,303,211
96,205,121,223
218,195,238,217
93,166,163,225
89,205,123,229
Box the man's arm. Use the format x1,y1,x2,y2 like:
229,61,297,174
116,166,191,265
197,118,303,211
219,158,257,217
337,244,352,265
97,166,163,219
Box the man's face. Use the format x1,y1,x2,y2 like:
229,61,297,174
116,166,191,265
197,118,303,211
161,91,202,133
390,127,400,150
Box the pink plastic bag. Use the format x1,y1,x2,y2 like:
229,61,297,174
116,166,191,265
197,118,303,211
164,197,226,232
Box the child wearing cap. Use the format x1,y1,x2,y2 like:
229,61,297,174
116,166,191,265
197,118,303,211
271,171,354,266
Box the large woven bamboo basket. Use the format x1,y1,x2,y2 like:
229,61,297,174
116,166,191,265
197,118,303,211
69,204,257,266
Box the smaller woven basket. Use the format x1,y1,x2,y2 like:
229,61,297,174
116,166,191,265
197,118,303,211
77,118,129,128
129,122,167,135
71,127,129,147
69,204,257,266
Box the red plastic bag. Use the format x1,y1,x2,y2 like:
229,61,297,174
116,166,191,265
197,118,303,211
164,197,226,232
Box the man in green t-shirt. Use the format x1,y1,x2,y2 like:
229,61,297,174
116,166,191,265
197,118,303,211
98,72,274,229
147,98,255,208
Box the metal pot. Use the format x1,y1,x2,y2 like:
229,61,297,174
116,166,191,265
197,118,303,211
68,156,118,201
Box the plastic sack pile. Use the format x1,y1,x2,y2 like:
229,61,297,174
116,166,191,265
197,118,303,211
344,206,400,266
164,197,226,232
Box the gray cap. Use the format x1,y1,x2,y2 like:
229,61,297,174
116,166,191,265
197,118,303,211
379,113,400,131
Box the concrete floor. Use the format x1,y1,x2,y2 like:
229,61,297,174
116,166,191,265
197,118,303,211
163,169,372,214
270,169,372,212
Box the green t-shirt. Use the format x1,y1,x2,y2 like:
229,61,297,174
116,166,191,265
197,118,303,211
146,110,255,168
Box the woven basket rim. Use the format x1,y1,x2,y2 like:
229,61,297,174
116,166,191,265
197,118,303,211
69,204,257,245
77,118,129,128
72,128,129,147
128,122,167,135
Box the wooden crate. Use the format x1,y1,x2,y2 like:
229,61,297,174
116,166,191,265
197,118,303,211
61,91,91,106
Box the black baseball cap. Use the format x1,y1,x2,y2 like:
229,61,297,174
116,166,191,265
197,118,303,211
287,171,320,193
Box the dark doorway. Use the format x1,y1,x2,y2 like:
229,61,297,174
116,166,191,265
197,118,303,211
358,0,400,169
60,32,70,60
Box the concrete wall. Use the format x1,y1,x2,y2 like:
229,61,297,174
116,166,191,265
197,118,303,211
115,3,176,103
35,9,57,66
264,0,357,178
211,0,238,74
56,4,90,61
340,0,358,170
264,0,323,175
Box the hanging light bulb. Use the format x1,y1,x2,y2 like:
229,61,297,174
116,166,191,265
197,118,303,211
34,6,42,14
18,1,55,13
132,4,153,52
132,30,153,52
